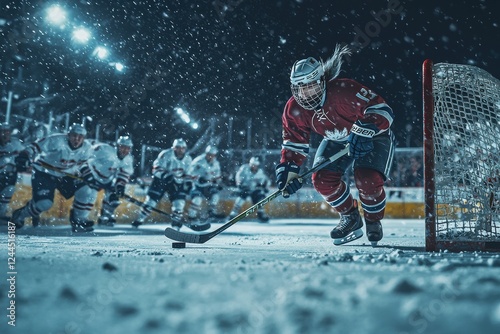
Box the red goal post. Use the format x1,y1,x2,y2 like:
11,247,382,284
423,59,500,252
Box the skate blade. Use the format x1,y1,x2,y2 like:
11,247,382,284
333,228,363,246
370,241,379,247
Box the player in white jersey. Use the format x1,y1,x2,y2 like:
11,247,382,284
12,124,92,231
186,145,225,225
0,123,25,221
228,157,270,223
97,136,134,227
71,143,120,231
132,138,197,230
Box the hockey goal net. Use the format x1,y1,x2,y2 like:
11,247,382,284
423,59,500,252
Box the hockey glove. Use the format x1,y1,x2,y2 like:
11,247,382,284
275,161,302,198
15,151,31,172
347,121,379,159
79,165,102,190
114,182,126,197
183,180,193,193
160,172,173,182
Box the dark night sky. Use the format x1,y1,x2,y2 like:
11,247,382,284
1,0,499,149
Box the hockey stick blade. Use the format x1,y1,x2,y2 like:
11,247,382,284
165,145,350,244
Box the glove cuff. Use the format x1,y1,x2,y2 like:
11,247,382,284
350,122,377,138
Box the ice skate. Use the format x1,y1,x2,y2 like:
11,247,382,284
170,212,184,231
366,220,383,246
31,215,40,227
70,210,94,233
330,201,364,245
185,217,211,232
257,211,270,223
208,209,226,220
98,215,115,227
11,206,27,229
131,220,143,228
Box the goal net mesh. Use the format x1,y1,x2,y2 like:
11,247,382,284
431,63,500,242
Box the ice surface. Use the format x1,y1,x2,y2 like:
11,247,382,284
2,218,500,334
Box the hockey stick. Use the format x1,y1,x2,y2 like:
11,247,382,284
165,144,350,244
36,161,175,219
121,194,174,219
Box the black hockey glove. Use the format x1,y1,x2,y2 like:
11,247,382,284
183,180,193,193
275,161,302,198
79,165,102,190
198,176,209,185
15,151,31,172
347,121,379,159
213,180,224,192
160,171,173,182
114,182,126,197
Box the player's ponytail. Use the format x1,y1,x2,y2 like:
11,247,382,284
323,44,351,81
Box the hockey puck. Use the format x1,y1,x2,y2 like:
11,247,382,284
172,242,186,249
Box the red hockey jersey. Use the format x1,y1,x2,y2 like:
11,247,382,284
281,78,394,165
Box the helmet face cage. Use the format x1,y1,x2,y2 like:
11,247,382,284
291,80,326,111
290,57,326,111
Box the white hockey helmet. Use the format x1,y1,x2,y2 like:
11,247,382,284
172,138,187,148
68,123,87,136
290,57,326,111
249,157,260,166
116,135,133,147
205,145,218,155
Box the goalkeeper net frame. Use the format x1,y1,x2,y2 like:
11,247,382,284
423,59,500,252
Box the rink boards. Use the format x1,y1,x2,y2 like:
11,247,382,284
8,173,425,225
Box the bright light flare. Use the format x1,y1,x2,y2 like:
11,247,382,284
93,46,109,59
46,5,67,26
72,27,91,44
175,107,191,123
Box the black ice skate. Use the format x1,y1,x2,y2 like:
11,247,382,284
98,215,116,227
330,201,364,245
70,210,94,233
257,211,270,223
11,206,27,229
208,210,226,220
366,220,383,246
131,220,143,228
185,218,211,232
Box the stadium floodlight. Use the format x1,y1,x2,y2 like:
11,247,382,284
114,62,124,71
175,107,191,124
93,46,109,59
175,107,199,130
46,5,67,27
72,27,91,44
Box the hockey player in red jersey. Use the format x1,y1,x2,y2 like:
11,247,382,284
275,45,396,246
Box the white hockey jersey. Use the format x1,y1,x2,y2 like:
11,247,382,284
235,164,269,191
87,143,120,185
116,153,134,185
153,148,193,184
188,153,222,188
0,137,25,174
28,133,92,177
